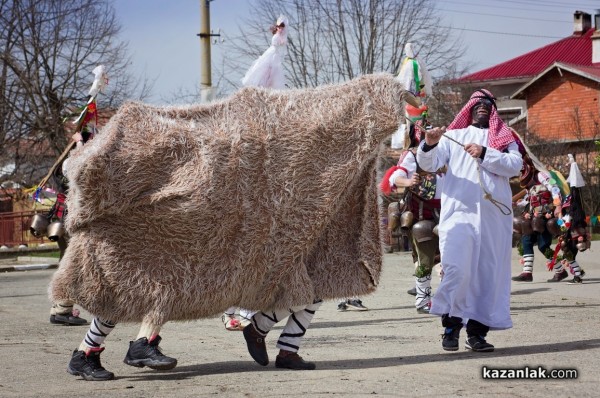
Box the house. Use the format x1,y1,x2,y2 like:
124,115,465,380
456,10,600,133
454,10,600,216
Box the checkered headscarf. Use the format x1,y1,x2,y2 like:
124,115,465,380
447,89,514,151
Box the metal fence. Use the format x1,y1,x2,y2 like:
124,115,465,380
0,211,48,247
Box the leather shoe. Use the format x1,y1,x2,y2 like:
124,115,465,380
275,352,316,370
243,323,268,366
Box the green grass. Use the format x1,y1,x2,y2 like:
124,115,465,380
29,251,61,258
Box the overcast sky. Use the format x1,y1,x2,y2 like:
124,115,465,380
113,0,600,104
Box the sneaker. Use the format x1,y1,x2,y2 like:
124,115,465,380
511,272,533,282
67,348,114,381
123,336,177,370
547,269,568,282
465,335,495,352
346,299,368,311
50,312,88,326
243,323,269,366
416,303,431,314
222,314,242,331
407,287,417,296
337,302,348,312
275,352,316,370
442,326,461,351
568,276,583,284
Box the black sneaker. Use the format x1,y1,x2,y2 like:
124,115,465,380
407,287,417,296
346,299,368,311
568,275,583,284
123,336,177,370
275,352,316,370
547,269,568,282
511,272,533,282
50,312,88,326
465,335,495,352
67,348,114,381
442,326,461,351
337,302,348,312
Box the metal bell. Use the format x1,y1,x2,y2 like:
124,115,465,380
47,221,65,242
30,214,49,238
400,211,414,230
546,218,561,236
433,224,439,236
531,216,546,233
576,242,587,252
412,220,436,243
388,202,400,232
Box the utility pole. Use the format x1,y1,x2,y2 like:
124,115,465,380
198,0,219,102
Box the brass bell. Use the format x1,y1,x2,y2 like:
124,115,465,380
47,221,65,242
388,202,400,232
400,211,414,230
30,214,49,238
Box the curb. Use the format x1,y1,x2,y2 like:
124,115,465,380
0,263,58,273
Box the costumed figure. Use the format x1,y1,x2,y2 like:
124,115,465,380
546,154,589,284
30,65,109,326
381,116,444,314
417,89,522,352
511,136,567,282
222,15,292,332
240,15,323,369
66,67,177,381
241,15,288,89
50,73,414,380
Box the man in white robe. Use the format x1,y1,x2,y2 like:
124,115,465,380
416,89,522,352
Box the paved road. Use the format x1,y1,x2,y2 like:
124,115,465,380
1,248,598,397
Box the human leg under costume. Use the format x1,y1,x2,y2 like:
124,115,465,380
67,318,177,381
49,235,87,325
243,300,322,370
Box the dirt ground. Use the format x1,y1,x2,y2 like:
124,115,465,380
1,248,598,397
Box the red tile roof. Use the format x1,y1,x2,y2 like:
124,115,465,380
458,29,598,83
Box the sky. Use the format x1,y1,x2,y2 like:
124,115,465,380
113,0,600,104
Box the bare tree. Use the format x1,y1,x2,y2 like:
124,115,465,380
220,0,467,90
0,0,152,188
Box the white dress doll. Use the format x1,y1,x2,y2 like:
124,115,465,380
241,15,288,89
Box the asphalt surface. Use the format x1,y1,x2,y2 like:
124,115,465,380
0,247,598,397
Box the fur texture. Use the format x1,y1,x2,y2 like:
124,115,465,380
49,73,408,324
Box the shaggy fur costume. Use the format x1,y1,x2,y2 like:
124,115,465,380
50,73,408,324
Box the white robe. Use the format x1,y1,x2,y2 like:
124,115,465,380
416,125,522,329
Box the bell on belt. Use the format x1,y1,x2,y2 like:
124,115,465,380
30,214,49,238
400,211,414,230
531,216,546,233
47,221,65,242
545,218,561,236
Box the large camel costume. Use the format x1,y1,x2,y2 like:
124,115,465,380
50,73,412,328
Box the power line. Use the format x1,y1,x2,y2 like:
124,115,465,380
432,0,590,15
435,7,570,24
